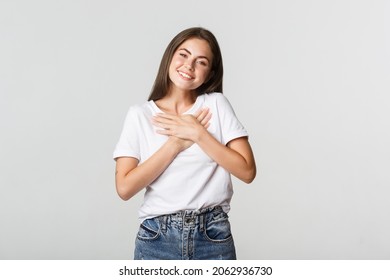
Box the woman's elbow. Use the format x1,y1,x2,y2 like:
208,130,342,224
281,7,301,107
116,186,130,201
243,173,256,184
115,181,134,201
241,166,257,184
117,190,131,201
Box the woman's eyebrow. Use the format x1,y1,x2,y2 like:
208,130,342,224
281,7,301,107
179,48,210,62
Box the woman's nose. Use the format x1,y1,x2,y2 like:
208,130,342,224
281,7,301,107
185,60,194,71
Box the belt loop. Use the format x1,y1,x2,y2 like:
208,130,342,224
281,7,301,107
159,215,167,233
199,214,205,232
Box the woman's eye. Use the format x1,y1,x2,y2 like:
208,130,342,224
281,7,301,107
179,53,187,58
197,60,207,66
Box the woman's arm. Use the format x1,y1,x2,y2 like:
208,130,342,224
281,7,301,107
115,137,187,201
153,113,256,183
115,109,211,200
197,131,256,183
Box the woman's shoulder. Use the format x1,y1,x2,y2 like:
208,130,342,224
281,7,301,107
203,92,232,106
204,91,223,98
128,100,153,111
125,101,153,118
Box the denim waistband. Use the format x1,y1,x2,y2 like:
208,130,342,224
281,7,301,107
158,206,224,232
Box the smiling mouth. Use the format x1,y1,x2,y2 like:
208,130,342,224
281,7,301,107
178,71,194,79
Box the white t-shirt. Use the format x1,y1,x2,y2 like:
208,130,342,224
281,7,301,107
113,92,248,222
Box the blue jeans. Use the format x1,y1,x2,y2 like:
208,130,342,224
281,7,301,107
134,206,236,260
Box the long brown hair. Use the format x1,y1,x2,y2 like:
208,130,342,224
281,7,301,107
148,27,223,101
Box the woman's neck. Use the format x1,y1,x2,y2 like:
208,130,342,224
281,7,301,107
156,88,197,115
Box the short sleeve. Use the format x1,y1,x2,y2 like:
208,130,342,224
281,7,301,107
215,93,248,145
113,106,141,161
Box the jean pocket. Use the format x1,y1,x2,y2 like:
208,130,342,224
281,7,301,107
137,218,160,241
203,211,233,243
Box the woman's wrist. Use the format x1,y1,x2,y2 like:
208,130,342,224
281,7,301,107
193,125,208,143
166,136,193,153
166,137,182,152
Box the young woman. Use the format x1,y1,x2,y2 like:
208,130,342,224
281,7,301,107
113,27,256,260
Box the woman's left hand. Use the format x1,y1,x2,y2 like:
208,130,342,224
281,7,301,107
152,108,211,142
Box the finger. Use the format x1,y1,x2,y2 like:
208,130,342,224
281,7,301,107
155,129,172,136
193,108,204,118
152,119,174,130
194,107,209,119
196,107,210,122
200,112,212,126
156,112,176,117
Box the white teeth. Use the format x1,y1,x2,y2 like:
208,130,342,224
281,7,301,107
179,71,192,79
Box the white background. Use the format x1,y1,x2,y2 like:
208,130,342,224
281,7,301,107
1,0,389,259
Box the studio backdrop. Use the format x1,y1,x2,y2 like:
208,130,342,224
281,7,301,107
1,0,389,259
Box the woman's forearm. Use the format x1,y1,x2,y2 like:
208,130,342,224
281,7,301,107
195,129,256,183
115,138,185,200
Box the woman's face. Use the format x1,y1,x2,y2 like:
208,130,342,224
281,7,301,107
168,38,213,93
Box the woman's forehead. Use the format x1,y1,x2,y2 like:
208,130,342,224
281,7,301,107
177,38,213,59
